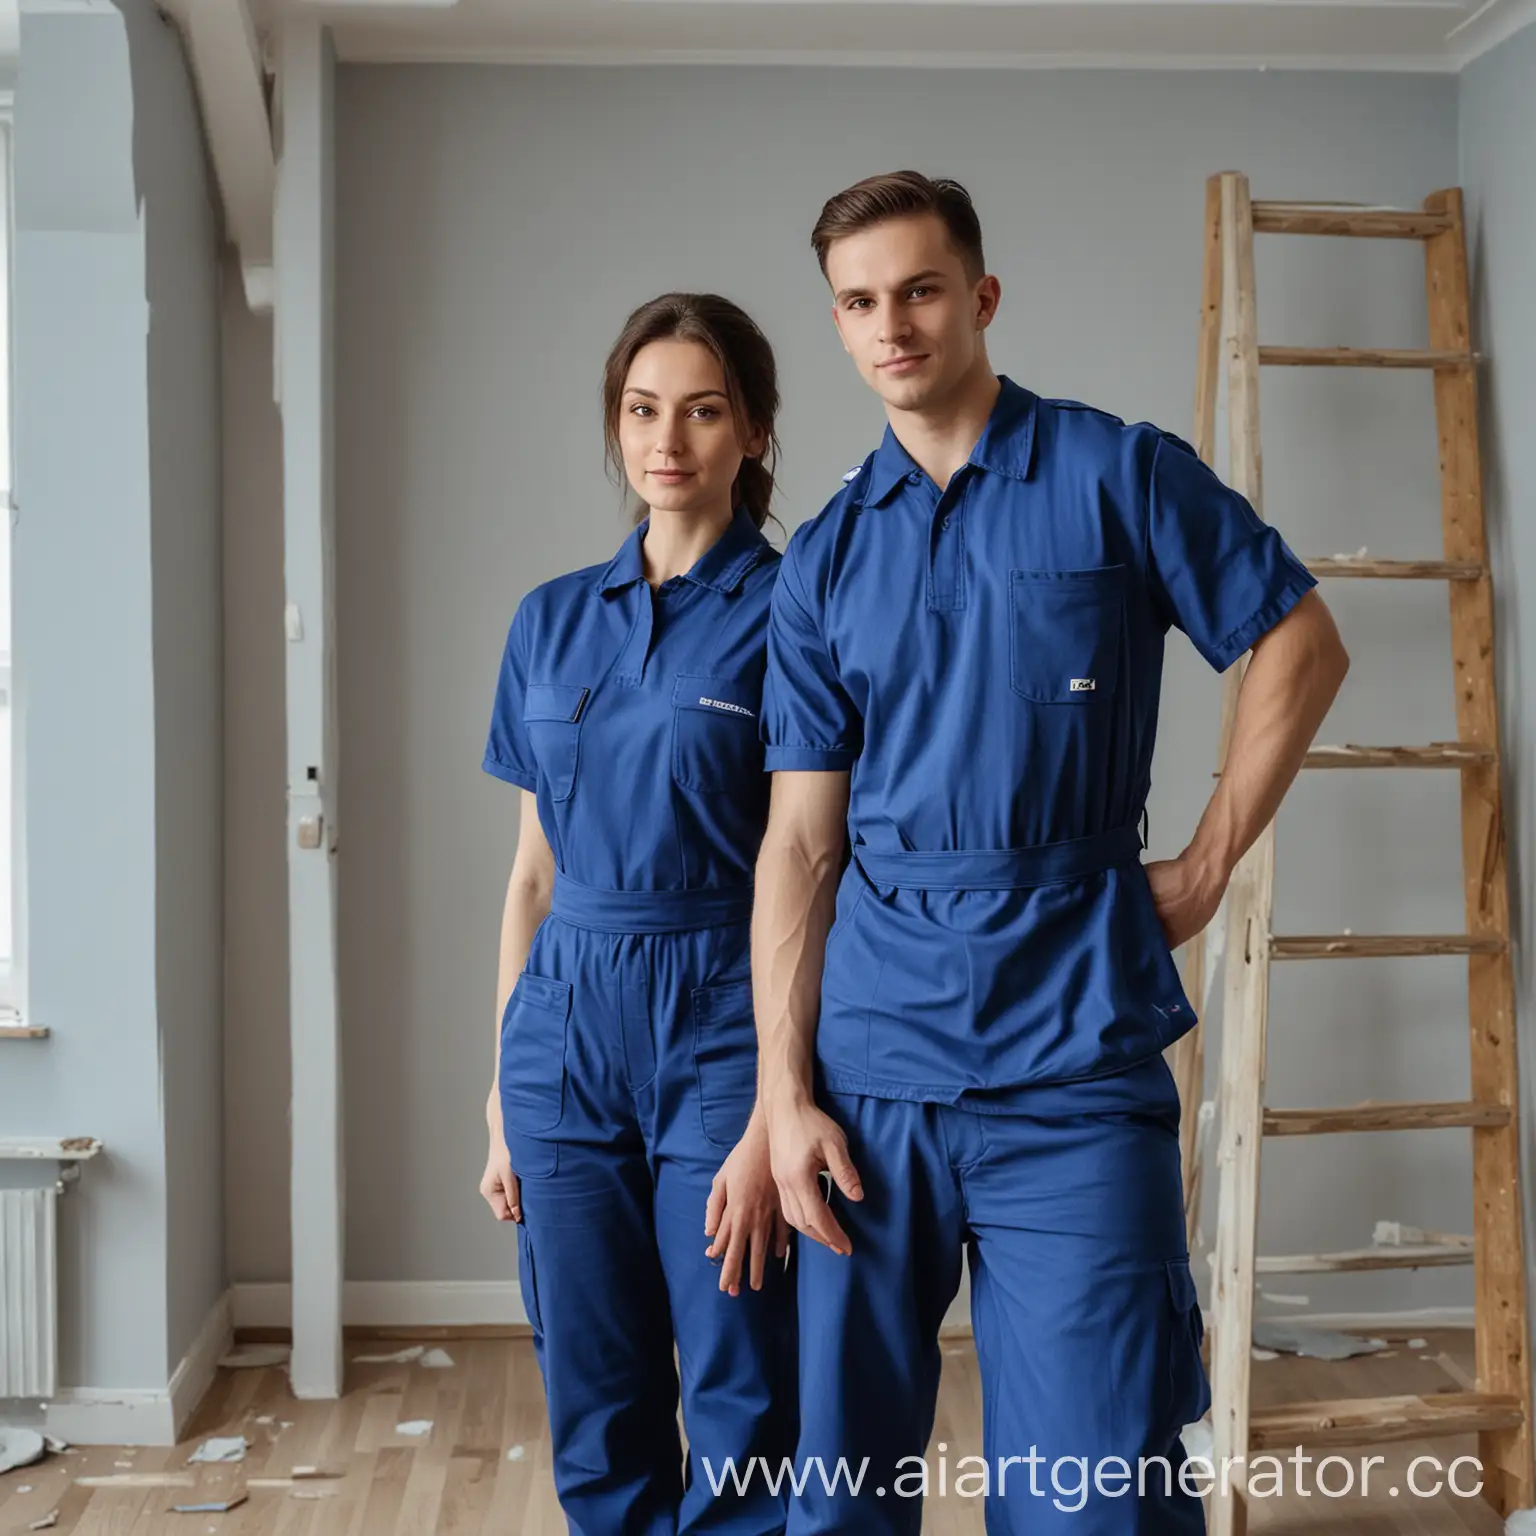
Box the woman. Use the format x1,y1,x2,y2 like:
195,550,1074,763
479,293,795,1534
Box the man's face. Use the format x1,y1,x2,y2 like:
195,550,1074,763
824,213,999,414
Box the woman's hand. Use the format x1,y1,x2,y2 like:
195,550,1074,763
704,1109,790,1296
480,1086,521,1223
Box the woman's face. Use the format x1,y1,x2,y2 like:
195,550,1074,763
618,338,759,520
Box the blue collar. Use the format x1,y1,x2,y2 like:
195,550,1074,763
595,505,769,597
861,375,1039,508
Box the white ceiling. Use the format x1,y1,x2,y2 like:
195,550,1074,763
308,0,1534,72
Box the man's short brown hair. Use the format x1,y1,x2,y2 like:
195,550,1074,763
810,171,986,281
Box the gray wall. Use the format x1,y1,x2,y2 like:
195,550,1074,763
221,255,290,1286
1461,25,1536,1327
6,0,223,1391
225,61,1469,1314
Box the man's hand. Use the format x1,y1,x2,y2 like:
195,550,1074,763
704,1111,790,1297
1144,853,1228,953
765,1092,862,1256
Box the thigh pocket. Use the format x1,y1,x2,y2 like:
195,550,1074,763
1163,1257,1211,1431
692,977,759,1150
1009,565,1126,704
523,682,589,802
672,674,763,794
516,1219,544,1336
499,971,572,1136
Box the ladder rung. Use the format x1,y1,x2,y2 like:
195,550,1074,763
1252,1242,1473,1274
1303,743,1495,769
1249,1392,1523,1451
1264,1100,1512,1136
1251,204,1455,239
1272,933,1505,959
1260,346,1474,369
1305,558,1485,580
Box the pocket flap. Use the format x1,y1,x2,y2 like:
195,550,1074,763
513,972,573,1015
692,977,755,1023
1165,1256,1199,1315
672,674,758,720
523,683,589,724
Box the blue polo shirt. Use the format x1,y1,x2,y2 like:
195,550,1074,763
761,376,1316,1100
483,506,779,892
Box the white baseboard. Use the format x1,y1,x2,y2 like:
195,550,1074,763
169,1290,233,1437
44,1387,177,1447
1254,1306,1476,1332
41,1292,232,1448
231,1280,530,1331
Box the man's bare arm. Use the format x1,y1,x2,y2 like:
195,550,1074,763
1149,589,1350,947
752,769,864,1253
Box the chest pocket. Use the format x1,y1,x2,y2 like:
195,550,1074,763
523,682,589,802
1009,566,1126,704
672,673,764,795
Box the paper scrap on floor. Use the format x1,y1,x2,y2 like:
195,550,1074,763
354,1345,424,1364
1252,1320,1387,1360
187,1436,249,1464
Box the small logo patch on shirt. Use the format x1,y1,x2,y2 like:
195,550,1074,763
841,466,862,484
1069,677,1097,692
699,695,755,719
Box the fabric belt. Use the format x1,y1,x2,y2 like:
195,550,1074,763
852,824,1143,892
550,873,754,933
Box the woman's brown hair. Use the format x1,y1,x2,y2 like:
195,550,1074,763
602,293,780,531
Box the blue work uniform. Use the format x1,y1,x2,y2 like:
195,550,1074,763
761,377,1316,1533
484,506,795,1536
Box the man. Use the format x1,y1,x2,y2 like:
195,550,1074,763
749,171,1348,1533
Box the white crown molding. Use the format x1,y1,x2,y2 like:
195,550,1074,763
328,39,1465,70
1448,0,1536,63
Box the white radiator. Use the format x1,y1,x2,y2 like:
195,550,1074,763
0,1187,58,1398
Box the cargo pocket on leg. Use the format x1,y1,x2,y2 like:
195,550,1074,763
692,977,759,1151
1164,1257,1212,1434
498,972,571,1179
516,1219,544,1338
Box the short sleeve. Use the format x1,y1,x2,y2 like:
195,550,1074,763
1146,431,1317,673
761,539,863,772
481,605,539,791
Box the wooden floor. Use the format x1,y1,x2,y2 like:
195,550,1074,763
0,1329,1510,1533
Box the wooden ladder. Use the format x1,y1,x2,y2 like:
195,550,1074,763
1177,172,1532,1535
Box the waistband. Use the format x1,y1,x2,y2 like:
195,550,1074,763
550,872,755,933
852,824,1143,891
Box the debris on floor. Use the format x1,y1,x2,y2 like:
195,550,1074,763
394,1420,433,1437
420,1347,456,1369
1256,1289,1309,1307
506,1444,526,1462
218,1344,291,1369
28,1513,59,1531
171,1493,249,1514
1407,1336,1428,1349
42,1436,69,1456
76,1473,197,1489
187,1435,249,1464
1252,1320,1387,1360
1250,1347,1279,1361
0,1427,47,1475
1180,1416,1213,1465
353,1344,424,1364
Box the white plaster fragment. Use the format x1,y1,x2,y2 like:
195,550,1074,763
394,1420,433,1437
187,1436,248,1464
353,1345,424,1364
420,1348,455,1369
